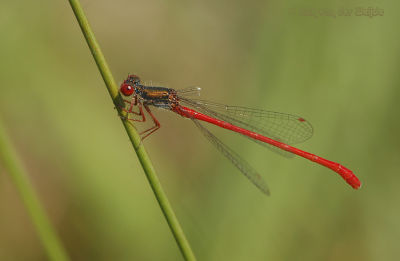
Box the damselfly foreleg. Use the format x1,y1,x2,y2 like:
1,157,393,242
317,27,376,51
120,96,146,123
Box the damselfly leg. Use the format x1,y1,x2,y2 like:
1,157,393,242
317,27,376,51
140,104,161,140
120,97,161,140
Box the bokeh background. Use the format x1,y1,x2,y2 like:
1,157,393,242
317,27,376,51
1,0,399,260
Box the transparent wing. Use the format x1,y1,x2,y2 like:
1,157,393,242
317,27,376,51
175,87,201,97
192,119,270,195
179,98,313,158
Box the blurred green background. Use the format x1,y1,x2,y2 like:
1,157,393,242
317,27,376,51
1,0,399,260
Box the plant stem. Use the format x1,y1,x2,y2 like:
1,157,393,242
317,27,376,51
67,1,196,260
0,123,69,261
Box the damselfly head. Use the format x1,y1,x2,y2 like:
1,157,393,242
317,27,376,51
120,74,141,96
126,74,141,85
120,83,135,96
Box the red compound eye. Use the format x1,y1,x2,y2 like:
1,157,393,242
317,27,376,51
120,84,134,96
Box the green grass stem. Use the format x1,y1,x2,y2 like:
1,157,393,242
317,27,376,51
0,123,69,261
67,1,196,260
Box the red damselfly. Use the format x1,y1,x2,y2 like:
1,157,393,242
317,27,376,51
119,75,361,195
